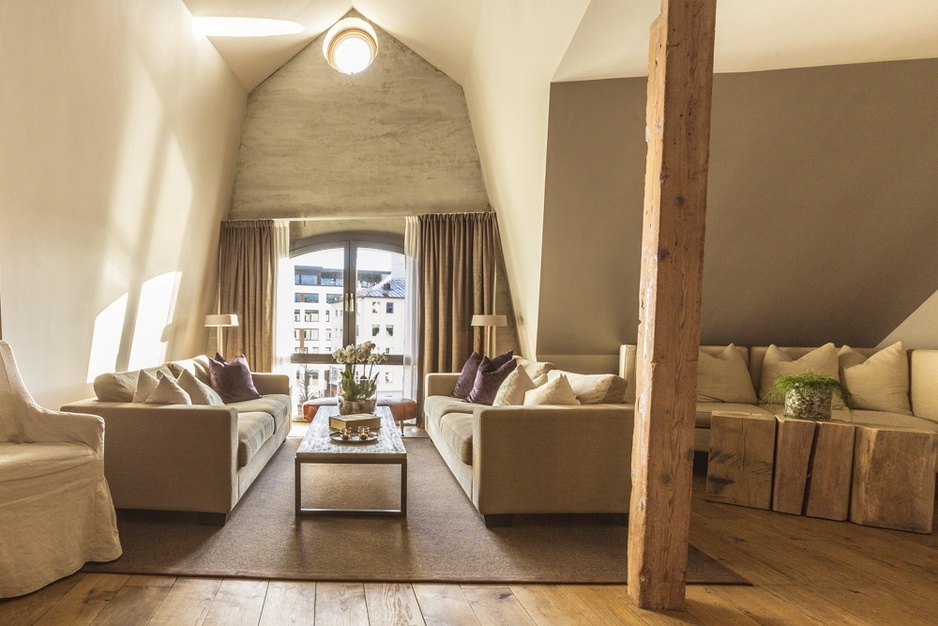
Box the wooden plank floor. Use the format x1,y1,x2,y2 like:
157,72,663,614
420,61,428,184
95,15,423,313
3,461,936,625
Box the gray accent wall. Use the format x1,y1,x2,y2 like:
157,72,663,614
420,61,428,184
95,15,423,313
231,13,488,220
539,59,938,368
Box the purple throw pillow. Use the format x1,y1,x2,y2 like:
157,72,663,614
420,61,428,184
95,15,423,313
466,356,517,405
452,352,483,399
208,354,262,403
490,349,514,369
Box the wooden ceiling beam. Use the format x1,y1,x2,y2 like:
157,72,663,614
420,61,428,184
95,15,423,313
628,0,717,611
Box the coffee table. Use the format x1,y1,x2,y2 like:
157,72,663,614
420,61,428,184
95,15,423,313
295,405,407,517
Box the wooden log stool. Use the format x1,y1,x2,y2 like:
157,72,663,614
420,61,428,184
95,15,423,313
850,426,938,533
706,411,776,509
302,396,417,433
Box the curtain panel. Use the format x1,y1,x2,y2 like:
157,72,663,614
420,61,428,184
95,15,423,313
417,212,503,395
217,220,278,371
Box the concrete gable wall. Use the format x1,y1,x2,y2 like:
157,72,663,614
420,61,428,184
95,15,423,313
230,13,487,220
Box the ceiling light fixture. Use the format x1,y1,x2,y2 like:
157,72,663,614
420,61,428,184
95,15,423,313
323,18,378,74
192,17,304,39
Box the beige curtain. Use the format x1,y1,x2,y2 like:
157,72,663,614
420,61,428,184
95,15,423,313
418,212,506,394
217,220,277,370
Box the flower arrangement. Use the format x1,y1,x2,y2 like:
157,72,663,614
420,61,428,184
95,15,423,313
332,341,388,413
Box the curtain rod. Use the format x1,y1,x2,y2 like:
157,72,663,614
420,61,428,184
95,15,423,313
222,210,494,223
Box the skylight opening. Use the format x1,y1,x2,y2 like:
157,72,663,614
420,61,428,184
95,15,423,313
192,17,304,39
323,18,378,74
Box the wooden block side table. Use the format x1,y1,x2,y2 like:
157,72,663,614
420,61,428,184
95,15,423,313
804,420,856,521
707,411,776,509
850,426,938,533
772,416,816,514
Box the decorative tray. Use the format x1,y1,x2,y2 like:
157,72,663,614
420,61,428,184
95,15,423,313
329,431,379,444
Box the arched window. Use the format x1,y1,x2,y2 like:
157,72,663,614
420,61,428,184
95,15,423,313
286,233,406,410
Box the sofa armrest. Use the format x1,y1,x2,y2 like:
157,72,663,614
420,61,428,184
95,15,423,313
251,372,291,396
471,405,633,515
912,350,938,422
426,373,460,398
62,400,239,514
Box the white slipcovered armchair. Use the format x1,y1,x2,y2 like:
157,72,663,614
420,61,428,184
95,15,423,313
0,340,121,598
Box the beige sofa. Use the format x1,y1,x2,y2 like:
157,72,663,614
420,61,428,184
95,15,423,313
423,372,633,527
62,356,291,525
619,344,938,457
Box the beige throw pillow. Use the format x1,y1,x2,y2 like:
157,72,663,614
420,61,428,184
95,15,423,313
515,357,557,380
759,343,839,402
132,370,159,403
838,342,911,415
144,374,192,405
697,345,757,404
493,366,537,406
546,370,627,404
177,369,224,406
524,374,580,406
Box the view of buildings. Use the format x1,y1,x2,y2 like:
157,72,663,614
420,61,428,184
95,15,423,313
291,253,405,412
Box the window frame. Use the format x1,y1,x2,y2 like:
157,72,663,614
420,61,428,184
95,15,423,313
289,232,404,367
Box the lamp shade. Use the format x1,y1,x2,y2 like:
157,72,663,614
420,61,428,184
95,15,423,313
204,314,239,328
471,314,507,327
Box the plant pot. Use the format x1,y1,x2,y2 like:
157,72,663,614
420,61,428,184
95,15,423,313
784,385,833,421
337,396,376,415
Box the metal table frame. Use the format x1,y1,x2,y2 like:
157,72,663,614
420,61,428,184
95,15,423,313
294,409,407,517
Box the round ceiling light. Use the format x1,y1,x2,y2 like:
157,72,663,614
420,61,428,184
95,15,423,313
323,18,378,75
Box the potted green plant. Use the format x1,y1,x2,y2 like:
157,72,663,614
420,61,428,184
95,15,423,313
332,341,388,415
763,370,855,421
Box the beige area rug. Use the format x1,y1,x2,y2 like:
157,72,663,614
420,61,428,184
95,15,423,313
84,437,748,585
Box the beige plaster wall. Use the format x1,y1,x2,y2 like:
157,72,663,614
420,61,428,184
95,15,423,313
463,0,591,359
540,59,938,369
230,12,487,221
0,0,246,408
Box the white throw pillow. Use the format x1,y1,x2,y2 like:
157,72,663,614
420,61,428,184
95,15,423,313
144,374,192,405
546,370,627,404
132,370,159,403
759,343,839,402
176,369,224,406
838,342,911,415
697,344,757,404
524,374,580,406
493,366,537,406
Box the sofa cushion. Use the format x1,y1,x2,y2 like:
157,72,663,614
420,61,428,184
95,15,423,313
237,412,276,468
452,352,483,399
847,410,938,433
758,343,839,402
228,394,291,428
547,370,627,404
838,343,912,415
695,403,774,428
524,375,580,406
515,356,556,380
424,396,483,428
209,355,262,403
132,370,160,403
177,369,224,406
144,374,192,405
466,356,517,405
93,370,139,403
439,412,474,465
697,344,757,404
493,366,537,406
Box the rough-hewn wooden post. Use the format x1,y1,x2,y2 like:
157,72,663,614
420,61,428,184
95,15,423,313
628,0,717,610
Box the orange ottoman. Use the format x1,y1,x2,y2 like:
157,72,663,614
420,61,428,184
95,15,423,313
302,397,417,431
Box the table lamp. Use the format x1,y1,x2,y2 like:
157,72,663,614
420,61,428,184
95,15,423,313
471,314,507,356
205,313,239,359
